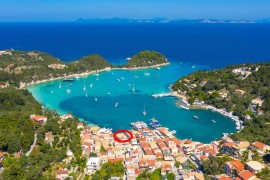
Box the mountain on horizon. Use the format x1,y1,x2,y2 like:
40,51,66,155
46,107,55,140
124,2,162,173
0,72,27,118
75,18,261,24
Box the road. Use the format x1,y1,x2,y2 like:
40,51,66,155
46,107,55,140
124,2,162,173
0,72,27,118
26,133,37,156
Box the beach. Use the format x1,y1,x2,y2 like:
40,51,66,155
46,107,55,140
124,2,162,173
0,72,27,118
20,63,170,89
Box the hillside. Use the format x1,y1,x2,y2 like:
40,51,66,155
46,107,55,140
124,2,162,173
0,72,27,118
125,50,168,68
0,50,113,87
0,50,168,87
172,62,270,144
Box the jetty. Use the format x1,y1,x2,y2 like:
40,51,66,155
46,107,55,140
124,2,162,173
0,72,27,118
152,92,174,98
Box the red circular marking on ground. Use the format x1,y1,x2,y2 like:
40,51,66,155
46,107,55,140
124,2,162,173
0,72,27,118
113,129,133,143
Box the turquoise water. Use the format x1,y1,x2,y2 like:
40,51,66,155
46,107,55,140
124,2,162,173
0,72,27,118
28,62,236,143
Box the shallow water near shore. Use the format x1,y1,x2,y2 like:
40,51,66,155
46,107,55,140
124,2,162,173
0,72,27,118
28,62,236,143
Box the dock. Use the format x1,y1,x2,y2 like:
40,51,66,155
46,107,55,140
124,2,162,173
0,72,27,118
152,92,174,98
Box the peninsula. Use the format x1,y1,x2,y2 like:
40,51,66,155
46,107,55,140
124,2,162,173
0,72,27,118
0,50,168,88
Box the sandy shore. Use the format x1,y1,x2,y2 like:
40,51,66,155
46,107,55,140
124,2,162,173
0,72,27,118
172,91,244,131
20,67,112,89
20,62,170,89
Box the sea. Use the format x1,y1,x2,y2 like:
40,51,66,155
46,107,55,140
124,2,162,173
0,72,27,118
1,22,270,143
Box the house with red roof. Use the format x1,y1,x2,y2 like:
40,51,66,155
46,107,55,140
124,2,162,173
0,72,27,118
161,163,173,175
30,114,47,123
238,170,256,180
139,159,148,169
56,168,69,180
250,141,267,154
224,160,244,177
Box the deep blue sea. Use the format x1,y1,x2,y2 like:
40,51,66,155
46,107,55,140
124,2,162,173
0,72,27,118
2,23,270,143
0,23,270,67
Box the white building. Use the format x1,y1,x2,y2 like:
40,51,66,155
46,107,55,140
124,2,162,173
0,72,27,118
86,157,100,174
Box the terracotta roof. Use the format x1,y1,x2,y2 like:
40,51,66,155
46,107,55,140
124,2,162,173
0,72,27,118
56,169,68,175
252,141,266,149
155,152,163,157
219,176,232,180
134,169,139,175
200,155,208,160
222,142,233,147
145,150,154,155
139,160,148,168
171,137,182,145
82,142,91,147
238,170,256,180
185,139,192,144
229,160,244,171
147,160,155,167
162,164,172,170
140,142,150,149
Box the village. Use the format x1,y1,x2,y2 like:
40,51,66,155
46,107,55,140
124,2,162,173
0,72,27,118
45,113,270,180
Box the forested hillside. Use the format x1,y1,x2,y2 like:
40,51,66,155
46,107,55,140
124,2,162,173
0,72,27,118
172,62,270,144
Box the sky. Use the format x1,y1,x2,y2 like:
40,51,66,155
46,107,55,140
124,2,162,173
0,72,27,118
0,0,269,22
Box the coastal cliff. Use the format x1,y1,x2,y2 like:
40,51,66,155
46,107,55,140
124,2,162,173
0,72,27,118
172,62,270,144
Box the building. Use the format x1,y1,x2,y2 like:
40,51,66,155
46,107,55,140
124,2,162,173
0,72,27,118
231,141,250,156
56,168,69,180
224,160,244,177
245,161,265,174
238,170,256,180
30,114,47,123
250,141,267,154
86,157,100,174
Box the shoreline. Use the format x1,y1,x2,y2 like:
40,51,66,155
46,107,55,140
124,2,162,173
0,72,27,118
172,91,244,132
20,62,169,89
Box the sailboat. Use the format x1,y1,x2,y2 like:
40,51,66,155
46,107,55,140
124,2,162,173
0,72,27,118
90,83,93,88
144,68,150,76
83,80,86,91
155,71,160,79
143,106,146,116
58,81,62,88
85,89,88,97
95,70,99,76
132,84,135,93
66,89,71,94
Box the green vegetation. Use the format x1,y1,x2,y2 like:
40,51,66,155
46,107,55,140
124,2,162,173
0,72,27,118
0,50,113,86
172,63,270,144
0,87,83,179
231,114,270,144
202,156,231,175
0,87,41,154
136,169,174,180
125,50,168,68
257,168,270,180
0,50,168,87
92,161,124,180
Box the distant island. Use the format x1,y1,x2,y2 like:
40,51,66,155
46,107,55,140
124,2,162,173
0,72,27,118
75,17,261,24
0,50,168,88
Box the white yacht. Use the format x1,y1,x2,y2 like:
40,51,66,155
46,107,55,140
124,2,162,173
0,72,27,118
143,106,146,115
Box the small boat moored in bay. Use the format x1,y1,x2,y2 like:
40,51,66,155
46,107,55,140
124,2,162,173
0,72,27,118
62,78,75,82
149,118,161,129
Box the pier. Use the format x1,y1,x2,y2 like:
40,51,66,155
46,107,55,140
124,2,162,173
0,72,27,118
152,92,174,98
